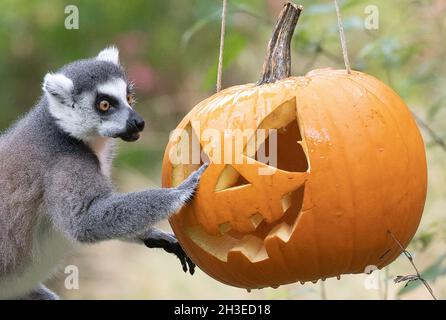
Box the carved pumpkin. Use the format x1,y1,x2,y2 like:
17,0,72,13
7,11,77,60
161,3,427,289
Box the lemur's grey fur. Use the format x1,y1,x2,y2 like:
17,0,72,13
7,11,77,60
0,47,207,300
18,284,59,301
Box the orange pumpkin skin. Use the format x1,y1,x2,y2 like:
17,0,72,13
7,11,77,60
162,68,427,289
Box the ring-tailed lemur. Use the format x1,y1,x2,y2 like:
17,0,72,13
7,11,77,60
0,47,207,300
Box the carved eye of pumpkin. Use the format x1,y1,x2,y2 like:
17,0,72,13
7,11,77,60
97,100,111,112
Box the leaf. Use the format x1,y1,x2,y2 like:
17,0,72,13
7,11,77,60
181,10,221,48
181,1,267,48
394,275,419,285
229,2,270,24
202,33,247,91
396,253,446,297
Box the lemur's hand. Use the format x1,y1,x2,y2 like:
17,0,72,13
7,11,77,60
175,162,209,204
143,230,196,275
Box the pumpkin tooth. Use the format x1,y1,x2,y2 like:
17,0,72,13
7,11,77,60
228,235,268,263
265,222,293,244
218,222,232,234
281,193,292,213
250,213,264,228
215,165,250,192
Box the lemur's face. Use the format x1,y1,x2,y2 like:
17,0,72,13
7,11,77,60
42,47,145,142
92,77,144,142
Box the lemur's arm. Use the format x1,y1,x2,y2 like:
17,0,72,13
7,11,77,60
43,155,207,243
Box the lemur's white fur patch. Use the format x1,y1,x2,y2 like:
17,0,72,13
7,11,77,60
44,76,96,142
96,46,120,65
43,72,92,141
88,137,115,177
97,78,132,109
43,73,74,103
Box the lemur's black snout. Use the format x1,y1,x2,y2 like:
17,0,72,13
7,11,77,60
127,111,145,133
120,111,145,142
134,118,145,132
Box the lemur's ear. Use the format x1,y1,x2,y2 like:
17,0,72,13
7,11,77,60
43,73,74,106
96,46,120,65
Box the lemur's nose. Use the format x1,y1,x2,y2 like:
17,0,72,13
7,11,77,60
135,118,145,131
127,110,145,132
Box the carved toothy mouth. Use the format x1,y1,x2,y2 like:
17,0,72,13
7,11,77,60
170,98,310,263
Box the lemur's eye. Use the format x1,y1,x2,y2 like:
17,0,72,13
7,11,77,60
97,100,111,112
127,94,134,105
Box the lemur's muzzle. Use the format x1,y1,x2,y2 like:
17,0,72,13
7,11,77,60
119,110,145,142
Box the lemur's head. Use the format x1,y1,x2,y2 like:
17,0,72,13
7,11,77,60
42,47,145,142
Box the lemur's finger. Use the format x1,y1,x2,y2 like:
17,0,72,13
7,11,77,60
172,242,188,273
180,256,188,273
186,257,196,275
176,245,195,274
177,162,209,190
196,162,209,174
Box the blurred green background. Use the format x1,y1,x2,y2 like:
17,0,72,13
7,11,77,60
0,0,445,299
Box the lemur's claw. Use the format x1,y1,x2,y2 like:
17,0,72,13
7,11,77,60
174,242,196,275
180,257,188,273
143,232,196,275
186,256,196,275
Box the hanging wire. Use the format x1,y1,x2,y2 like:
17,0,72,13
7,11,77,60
333,0,352,74
216,0,228,92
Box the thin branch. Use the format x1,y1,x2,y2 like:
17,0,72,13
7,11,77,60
412,112,446,152
230,8,273,25
387,230,437,300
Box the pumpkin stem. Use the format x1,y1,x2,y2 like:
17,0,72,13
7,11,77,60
257,2,303,85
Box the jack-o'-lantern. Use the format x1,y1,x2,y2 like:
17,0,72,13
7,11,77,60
161,3,427,289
